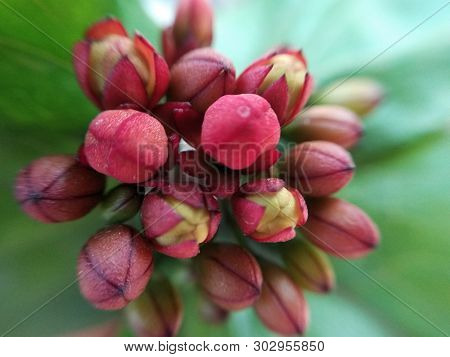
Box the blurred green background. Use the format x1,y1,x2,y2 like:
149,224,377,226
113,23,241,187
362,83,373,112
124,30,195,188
0,0,449,336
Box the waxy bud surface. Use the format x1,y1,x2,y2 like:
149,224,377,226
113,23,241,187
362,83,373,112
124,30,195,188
73,17,169,110
236,48,313,127
201,94,280,170
283,239,335,293
141,182,221,258
285,105,363,148
169,48,236,113
196,243,263,310
231,179,308,242
126,275,183,337
162,0,213,66
77,225,153,310
15,155,105,223
254,264,309,336
315,78,384,116
101,184,142,223
302,197,380,258
282,141,355,197
84,109,168,183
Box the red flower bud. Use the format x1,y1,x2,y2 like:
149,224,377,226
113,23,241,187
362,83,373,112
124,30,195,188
282,141,355,197
126,275,183,337
283,239,335,293
231,179,308,243
77,225,153,310
141,182,221,258
15,155,105,223
301,197,380,258
162,0,213,66
201,94,280,170
178,149,241,198
195,243,263,310
153,101,203,147
73,17,169,110
84,109,168,183
168,48,236,113
284,105,363,149
236,48,314,127
254,263,309,336
315,77,384,116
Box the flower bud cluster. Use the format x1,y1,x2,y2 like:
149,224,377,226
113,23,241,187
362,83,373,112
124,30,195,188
14,0,383,337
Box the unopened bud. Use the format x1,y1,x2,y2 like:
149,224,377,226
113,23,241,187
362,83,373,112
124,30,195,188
283,239,335,293
200,94,280,170
73,17,169,110
141,182,221,258
84,109,168,183
301,197,380,258
77,225,153,310
281,141,355,197
15,155,105,223
153,101,203,147
314,78,384,116
195,243,263,310
231,179,308,242
254,263,309,336
236,48,313,127
126,275,183,337
284,105,363,149
169,48,236,113
162,0,213,66
101,184,142,223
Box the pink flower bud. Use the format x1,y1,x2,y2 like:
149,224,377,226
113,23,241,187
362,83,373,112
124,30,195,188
315,77,384,116
126,275,183,337
73,17,169,110
283,239,335,293
282,141,355,197
168,48,236,113
15,155,105,223
195,243,263,310
285,105,363,149
162,0,213,66
141,182,221,258
153,101,203,147
301,197,380,258
178,150,241,198
84,109,168,183
231,179,308,243
77,225,154,310
254,263,309,336
236,48,314,127
201,94,280,170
